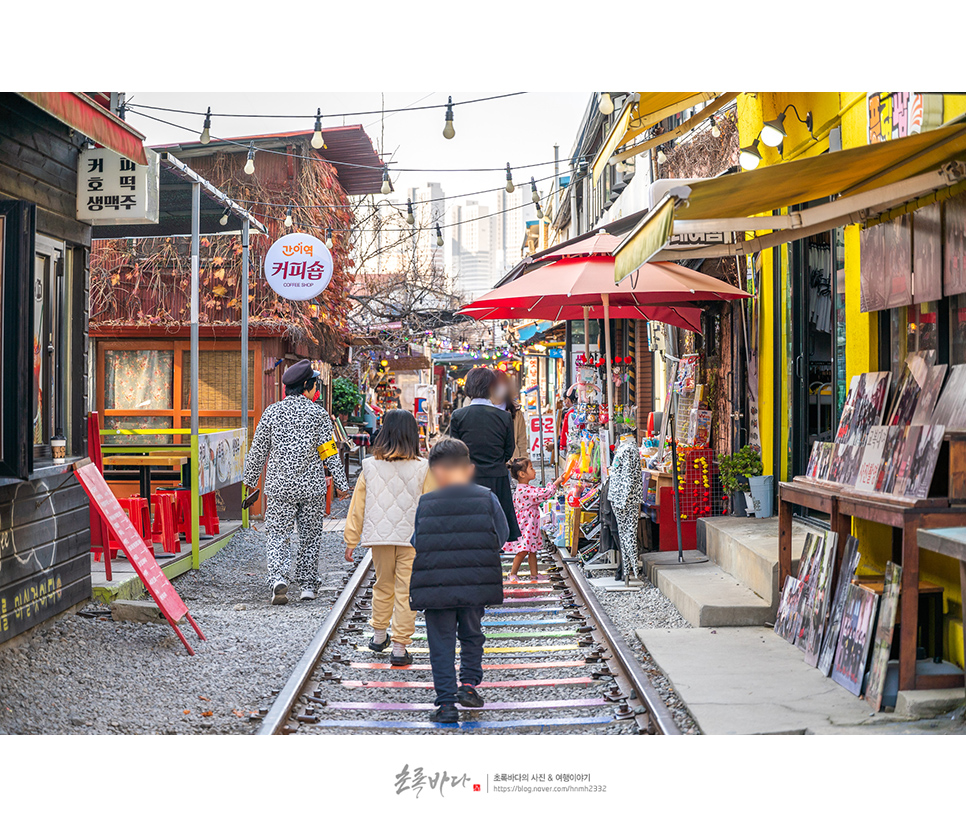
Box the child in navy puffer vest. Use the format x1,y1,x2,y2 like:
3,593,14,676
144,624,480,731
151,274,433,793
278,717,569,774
410,438,509,722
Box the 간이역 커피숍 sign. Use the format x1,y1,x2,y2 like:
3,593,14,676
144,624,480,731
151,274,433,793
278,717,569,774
264,233,333,301
76,147,160,225
198,428,246,496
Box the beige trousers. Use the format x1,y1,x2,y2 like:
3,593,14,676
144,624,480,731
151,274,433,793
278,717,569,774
369,544,417,645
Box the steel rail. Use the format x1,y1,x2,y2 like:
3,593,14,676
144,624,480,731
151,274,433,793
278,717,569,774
257,552,373,736
558,551,682,735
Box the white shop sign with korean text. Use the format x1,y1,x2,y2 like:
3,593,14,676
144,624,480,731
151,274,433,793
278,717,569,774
264,233,333,301
76,147,159,224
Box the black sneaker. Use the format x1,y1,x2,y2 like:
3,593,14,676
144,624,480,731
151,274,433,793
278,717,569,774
368,635,391,653
457,684,485,708
432,704,460,723
390,649,413,667
271,581,288,605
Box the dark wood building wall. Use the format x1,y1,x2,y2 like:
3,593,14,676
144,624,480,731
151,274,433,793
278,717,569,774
0,93,93,642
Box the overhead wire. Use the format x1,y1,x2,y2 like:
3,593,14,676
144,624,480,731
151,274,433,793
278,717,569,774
125,92,527,120
124,105,570,173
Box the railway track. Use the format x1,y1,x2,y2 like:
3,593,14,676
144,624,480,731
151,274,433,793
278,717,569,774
256,547,680,736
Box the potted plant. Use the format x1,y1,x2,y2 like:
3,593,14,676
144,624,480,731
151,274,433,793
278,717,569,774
719,445,765,517
333,377,363,423
718,450,747,516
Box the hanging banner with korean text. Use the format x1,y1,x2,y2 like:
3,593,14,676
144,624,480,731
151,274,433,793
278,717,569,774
76,148,159,224
264,233,333,301
198,428,247,496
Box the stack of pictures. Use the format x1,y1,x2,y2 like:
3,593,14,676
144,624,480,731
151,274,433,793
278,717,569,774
775,532,834,653
830,582,879,697
805,371,890,487
803,352,948,501
818,537,861,676
865,562,902,712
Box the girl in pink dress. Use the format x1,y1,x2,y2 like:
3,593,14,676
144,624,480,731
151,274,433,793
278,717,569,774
505,458,565,582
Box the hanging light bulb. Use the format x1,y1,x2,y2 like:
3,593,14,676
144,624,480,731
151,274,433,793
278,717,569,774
436,224,444,247
656,146,667,165
381,166,392,195
505,163,514,193
739,138,763,170
536,201,544,220
311,108,326,149
243,141,256,175
406,199,415,226
326,228,334,249
598,92,614,116
530,177,540,203
219,205,230,227
710,115,721,138
442,95,456,140
284,204,293,228
200,106,212,144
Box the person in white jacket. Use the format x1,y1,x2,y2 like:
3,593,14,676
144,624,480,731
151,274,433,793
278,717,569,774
344,409,435,666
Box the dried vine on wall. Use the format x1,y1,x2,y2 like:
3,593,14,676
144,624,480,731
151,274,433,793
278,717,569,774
89,140,356,361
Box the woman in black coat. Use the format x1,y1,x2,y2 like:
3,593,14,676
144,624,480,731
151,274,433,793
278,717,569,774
448,367,521,541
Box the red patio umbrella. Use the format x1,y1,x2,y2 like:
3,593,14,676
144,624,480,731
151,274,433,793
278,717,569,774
460,248,749,438
461,298,702,332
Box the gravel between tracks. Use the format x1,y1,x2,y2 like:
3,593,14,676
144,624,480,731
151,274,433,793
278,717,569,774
0,492,355,736
588,574,699,734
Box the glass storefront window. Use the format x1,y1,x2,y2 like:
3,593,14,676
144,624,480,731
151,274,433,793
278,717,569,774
890,302,940,372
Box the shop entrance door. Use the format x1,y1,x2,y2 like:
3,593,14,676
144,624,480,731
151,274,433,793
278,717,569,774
789,227,846,478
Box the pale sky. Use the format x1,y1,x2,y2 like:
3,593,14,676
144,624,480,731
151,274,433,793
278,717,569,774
124,92,590,209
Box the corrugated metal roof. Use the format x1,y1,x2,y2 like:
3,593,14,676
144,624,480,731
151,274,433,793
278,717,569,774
155,125,383,195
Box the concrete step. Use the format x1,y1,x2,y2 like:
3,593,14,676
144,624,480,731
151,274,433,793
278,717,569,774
641,550,773,628
697,516,810,610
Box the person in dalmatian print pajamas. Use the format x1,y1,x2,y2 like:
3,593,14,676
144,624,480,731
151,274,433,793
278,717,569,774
243,359,348,605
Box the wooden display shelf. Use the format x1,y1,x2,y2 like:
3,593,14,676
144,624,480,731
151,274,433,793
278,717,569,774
779,478,966,693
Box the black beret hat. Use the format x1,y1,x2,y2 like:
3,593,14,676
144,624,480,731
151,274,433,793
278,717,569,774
282,358,319,387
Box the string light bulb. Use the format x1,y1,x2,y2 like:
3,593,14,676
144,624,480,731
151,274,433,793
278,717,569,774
326,229,334,249
219,205,230,226
442,96,456,140
599,93,614,115
284,204,293,228
381,166,392,195
311,108,326,149
436,224,444,247
710,115,721,138
505,163,514,193
656,146,667,165
200,107,212,144
536,201,544,220
406,199,415,226
244,141,256,175
530,177,540,203
739,138,762,170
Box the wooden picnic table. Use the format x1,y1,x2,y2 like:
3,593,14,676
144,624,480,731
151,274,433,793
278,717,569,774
101,455,189,498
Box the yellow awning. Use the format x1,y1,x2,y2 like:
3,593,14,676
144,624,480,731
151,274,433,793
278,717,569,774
678,121,966,220
592,92,716,184
614,122,966,276
613,194,676,283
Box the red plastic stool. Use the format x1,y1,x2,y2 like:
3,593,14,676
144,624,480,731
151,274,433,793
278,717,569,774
150,492,179,555
125,495,151,539
158,487,192,542
201,492,220,536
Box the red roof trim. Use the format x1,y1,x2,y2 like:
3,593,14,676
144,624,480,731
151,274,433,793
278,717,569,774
19,92,147,165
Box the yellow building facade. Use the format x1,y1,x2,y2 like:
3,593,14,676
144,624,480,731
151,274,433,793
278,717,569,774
737,92,966,666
